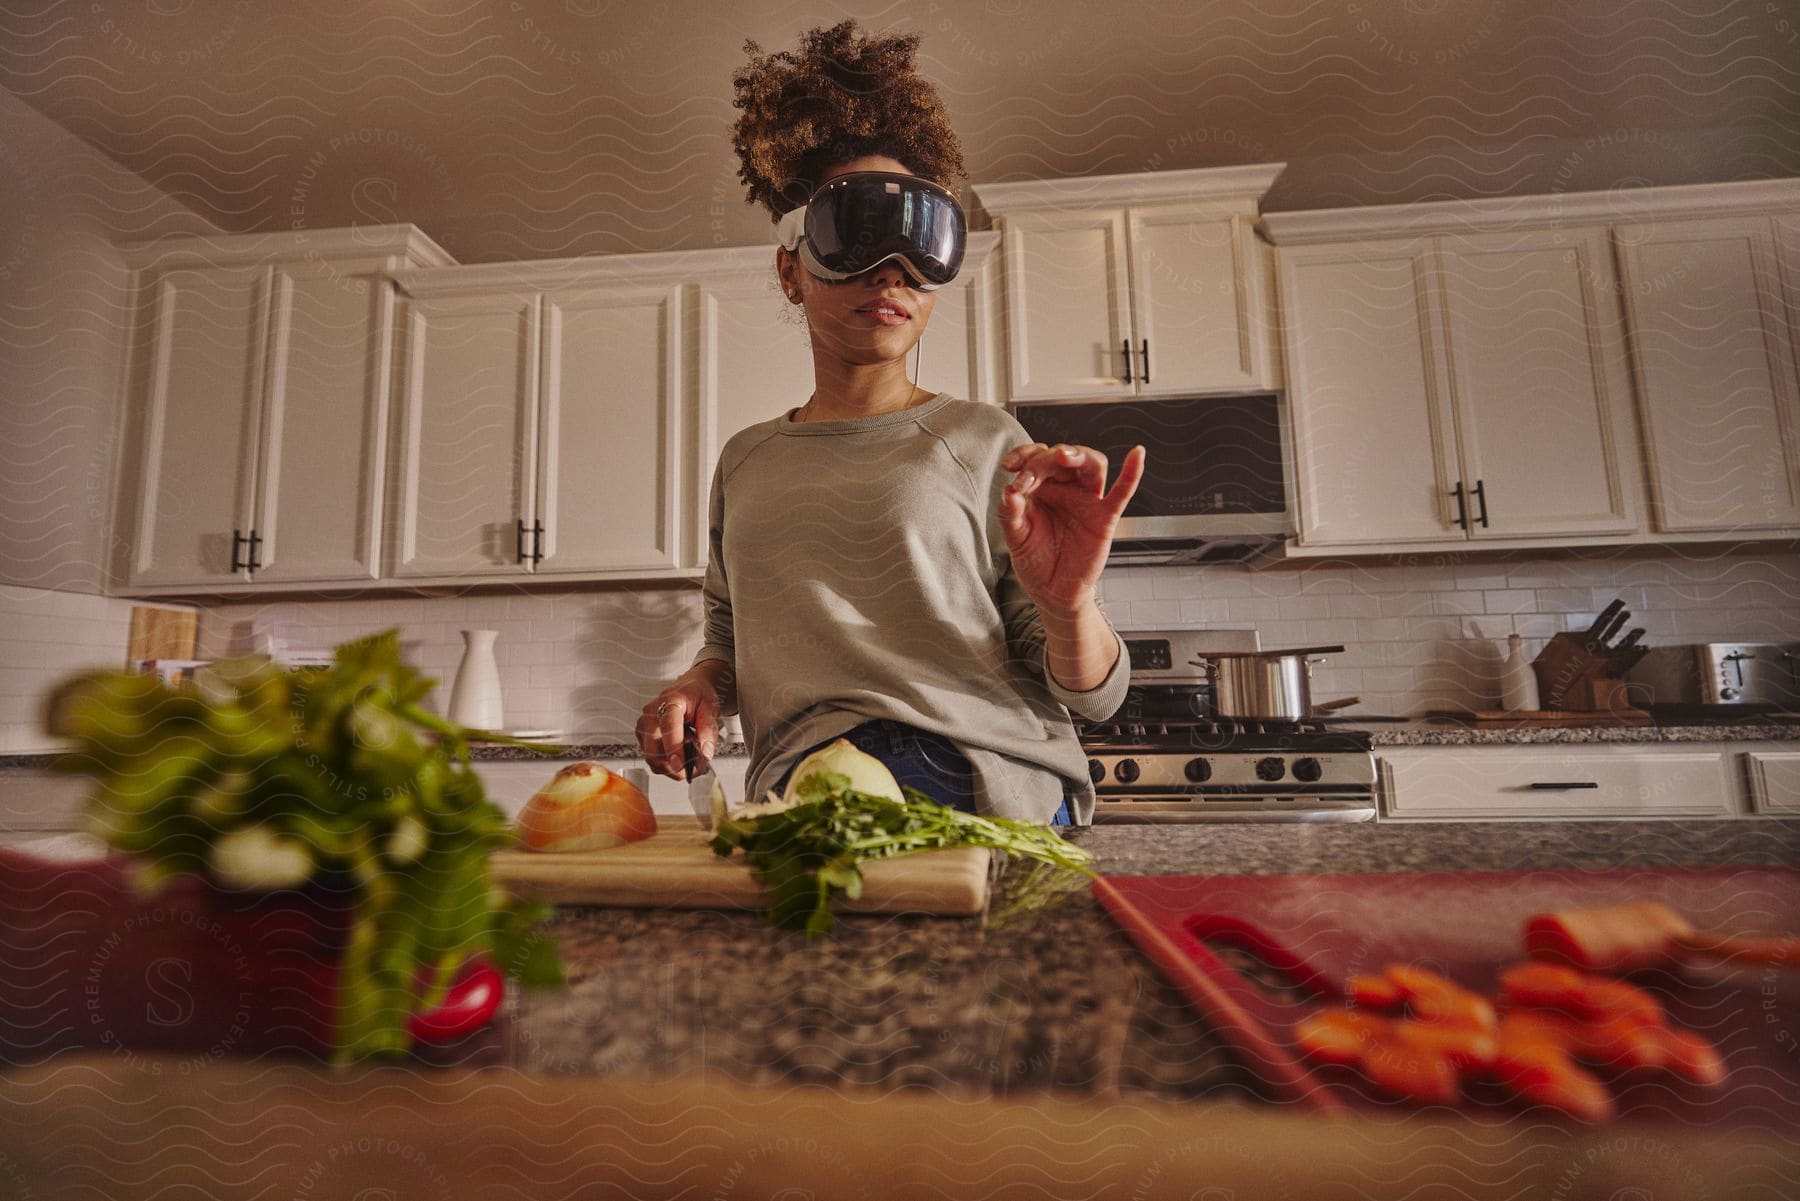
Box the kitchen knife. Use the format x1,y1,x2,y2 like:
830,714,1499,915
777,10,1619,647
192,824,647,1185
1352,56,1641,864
683,718,721,828
1594,606,1632,653
1581,599,1626,651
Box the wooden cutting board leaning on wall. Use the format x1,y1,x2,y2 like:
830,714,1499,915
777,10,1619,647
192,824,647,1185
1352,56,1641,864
490,816,994,916
126,606,198,662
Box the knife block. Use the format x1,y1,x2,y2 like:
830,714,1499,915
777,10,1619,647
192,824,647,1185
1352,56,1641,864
1531,632,1604,709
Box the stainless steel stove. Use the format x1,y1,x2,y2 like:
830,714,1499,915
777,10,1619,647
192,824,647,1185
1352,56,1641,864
1081,630,1378,824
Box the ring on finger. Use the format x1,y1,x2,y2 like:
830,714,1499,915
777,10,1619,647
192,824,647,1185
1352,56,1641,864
656,700,677,716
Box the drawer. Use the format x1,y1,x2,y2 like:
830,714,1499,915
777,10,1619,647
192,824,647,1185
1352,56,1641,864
1379,746,1737,820
1745,750,1800,815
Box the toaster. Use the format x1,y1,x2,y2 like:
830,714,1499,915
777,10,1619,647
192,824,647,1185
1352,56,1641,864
1624,642,1800,707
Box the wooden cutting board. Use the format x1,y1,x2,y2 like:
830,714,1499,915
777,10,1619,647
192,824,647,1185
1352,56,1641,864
490,816,994,915
126,606,197,662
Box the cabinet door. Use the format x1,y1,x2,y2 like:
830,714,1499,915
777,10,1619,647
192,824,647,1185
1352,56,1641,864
1000,209,1134,401
248,263,395,583
692,276,816,567
391,293,539,578
1615,215,1800,532
1438,228,1642,538
1129,211,1268,395
127,264,269,586
1278,239,1464,546
534,284,683,574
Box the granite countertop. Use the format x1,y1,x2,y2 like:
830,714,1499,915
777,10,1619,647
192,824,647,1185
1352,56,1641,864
8,720,1796,769
468,818,1800,1103
1352,718,1800,746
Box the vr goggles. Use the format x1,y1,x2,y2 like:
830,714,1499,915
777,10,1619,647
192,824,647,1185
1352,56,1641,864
776,171,966,291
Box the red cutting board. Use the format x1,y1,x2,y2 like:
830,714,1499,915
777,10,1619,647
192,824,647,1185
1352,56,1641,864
1094,867,1800,1124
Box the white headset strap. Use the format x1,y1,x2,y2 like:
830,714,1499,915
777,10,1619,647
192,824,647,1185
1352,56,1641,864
775,205,806,251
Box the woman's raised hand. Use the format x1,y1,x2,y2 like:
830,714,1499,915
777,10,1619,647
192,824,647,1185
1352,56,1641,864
998,442,1146,616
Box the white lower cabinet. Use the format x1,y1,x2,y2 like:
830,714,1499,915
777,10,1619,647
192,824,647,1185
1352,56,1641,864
1744,749,1800,815
1378,745,1739,820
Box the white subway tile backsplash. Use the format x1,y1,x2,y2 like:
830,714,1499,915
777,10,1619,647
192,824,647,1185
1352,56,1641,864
1535,587,1597,612
1482,589,1536,615
8,549,1784,742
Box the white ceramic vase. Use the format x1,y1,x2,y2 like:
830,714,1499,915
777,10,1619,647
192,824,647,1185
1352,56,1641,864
447,629,504,730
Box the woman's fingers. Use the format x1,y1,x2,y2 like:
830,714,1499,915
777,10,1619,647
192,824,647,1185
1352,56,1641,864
1007,442,1114,500
638,692,713,779
1105,445,1148,514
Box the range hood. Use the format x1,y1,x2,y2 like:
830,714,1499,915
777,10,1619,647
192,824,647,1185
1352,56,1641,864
1106,532,1288,568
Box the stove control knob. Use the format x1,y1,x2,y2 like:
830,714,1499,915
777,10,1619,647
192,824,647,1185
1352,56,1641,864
1292,757,1324,783
1184,757,1213,783
1255,756,1287,782
1114,759,1141,785
1720,687,1741,701
1088,759,1105,785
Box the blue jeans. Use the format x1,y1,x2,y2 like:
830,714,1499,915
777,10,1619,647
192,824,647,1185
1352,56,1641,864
777,719,1074,826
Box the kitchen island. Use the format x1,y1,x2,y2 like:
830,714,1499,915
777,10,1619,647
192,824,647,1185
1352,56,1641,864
4,819,1797,1198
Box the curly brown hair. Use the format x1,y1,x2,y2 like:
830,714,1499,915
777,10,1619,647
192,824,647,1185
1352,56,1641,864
730,19,967,221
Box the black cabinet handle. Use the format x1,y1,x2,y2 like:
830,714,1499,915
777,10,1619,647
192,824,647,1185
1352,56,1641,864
1450,483,1468,531
531,519,545,565
1472,479,1490,528
515,518,528,564
231,529,246,573
1139,339,1150,383
1524,781,1600,790
246,529,262,574
1121,339,1132,384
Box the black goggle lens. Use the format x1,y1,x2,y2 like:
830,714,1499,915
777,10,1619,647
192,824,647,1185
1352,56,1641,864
803,173,965,287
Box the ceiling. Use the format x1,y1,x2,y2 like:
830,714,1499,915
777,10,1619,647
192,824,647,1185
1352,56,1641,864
5,0,1798,265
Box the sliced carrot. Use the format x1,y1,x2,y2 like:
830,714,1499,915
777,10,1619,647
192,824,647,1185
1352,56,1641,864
1296,1012,1377,1065
1360,1039,1461,1106
1575,1014,1666,1072
1388,1019,1500,1071
1347,973,1404,1009
1498,961,1662,1023
1651,1027,1727,1087
1385,964,1498,1029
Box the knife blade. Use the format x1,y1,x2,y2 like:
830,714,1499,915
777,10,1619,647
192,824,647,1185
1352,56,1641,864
683,717,718,828
1581,599,1626,651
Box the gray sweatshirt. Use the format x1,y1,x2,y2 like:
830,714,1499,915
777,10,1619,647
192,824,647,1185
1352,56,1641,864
691,392,1129,823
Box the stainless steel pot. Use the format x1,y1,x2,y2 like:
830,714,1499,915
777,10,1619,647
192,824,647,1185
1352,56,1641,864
1200,644,1347,721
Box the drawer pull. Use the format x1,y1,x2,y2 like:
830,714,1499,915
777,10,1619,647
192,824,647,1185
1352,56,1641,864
1524,781,1600,791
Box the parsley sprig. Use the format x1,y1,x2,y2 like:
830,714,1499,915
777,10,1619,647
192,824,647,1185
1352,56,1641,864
708,772,1094,938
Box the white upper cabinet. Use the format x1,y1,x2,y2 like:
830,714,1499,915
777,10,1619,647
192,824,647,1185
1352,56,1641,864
1276,238,1461,546
250,261,403,584
1269,214,1642,549
1614,213,1800,533
390,268,687,581
1437,227,1640,539
535,284,683,574
974,165,1284,402
992,208,1134,400
391,291,540,578
117,227,451,591
126,262,269,586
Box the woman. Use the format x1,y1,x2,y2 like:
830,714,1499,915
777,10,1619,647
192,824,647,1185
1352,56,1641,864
636,20,1144,825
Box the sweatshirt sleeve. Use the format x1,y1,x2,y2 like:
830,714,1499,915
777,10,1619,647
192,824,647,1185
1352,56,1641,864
691,458,735,673
998,570,1130,721
982,410,1130,722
